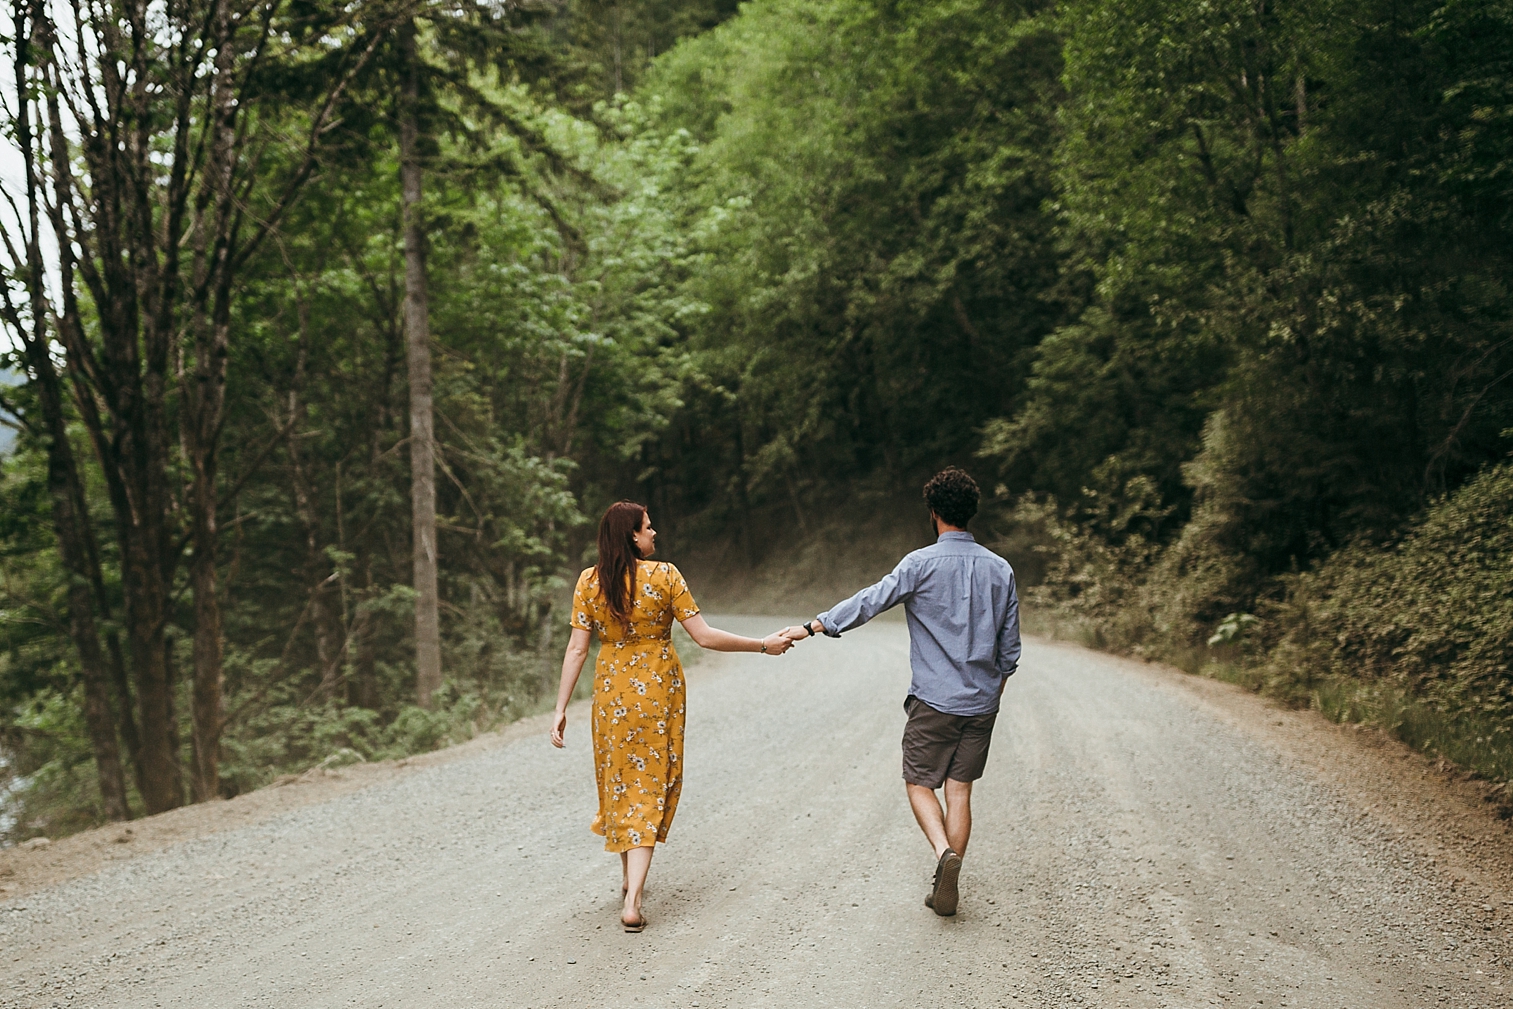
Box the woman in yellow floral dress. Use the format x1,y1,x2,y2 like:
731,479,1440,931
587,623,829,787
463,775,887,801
550,501,794,931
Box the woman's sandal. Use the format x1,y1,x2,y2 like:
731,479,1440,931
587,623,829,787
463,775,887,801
622,913,646,933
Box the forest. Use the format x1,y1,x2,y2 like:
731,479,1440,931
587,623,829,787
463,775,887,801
1,0,1510,839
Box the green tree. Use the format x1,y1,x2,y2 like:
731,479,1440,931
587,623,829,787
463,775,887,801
643,0,1067,547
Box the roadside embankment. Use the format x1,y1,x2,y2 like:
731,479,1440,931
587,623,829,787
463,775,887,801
1008,462,1513,804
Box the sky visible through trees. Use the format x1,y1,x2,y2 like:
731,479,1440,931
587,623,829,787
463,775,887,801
1,0,1510,838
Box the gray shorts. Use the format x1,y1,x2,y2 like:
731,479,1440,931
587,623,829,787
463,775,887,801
901,695,998,788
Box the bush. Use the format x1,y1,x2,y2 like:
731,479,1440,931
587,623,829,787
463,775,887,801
1008,460,1513,784
992,486,1165,653
1264,462,1513,767
0,687,109,842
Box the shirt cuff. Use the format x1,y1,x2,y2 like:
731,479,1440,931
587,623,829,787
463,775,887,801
816,614,841,637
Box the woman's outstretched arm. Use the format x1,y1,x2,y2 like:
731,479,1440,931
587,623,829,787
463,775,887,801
679,614,793,655
550,627,593,748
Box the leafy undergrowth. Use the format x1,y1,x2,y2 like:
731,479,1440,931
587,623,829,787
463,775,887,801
1,614,706,845
1,645,579,846
1014,462,1513,797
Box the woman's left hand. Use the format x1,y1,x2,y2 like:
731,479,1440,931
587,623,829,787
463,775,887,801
550,709,568,748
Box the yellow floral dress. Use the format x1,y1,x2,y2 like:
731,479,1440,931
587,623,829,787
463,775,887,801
571,561,700,852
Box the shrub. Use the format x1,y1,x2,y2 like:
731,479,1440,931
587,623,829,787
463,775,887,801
1267,462,1513,755
1005,460,1513,784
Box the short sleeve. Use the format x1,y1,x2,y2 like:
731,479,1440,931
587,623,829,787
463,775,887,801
570,569,595,630
667,564,700,621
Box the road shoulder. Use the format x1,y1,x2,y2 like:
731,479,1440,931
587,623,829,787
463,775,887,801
1041,638,1513,912
0,703,576,901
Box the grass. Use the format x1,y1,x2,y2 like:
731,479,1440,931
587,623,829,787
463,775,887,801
1309,677,1513,791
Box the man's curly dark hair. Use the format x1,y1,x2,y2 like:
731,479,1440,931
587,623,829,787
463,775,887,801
923,467,980,528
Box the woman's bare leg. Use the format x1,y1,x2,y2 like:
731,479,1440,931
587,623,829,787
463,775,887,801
620,851,628,896
622,845,654,923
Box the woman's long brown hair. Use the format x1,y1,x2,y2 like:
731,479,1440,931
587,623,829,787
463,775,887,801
595,501,647,623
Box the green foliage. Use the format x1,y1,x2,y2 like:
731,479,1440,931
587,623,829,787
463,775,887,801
1207,613,1260,649
220,681,518,793
5,0,1513,837
639,0,1513,788
641,0,1067,541
1025,460,1513,782
0,446,106,839
1269,463,1513,737
991,491,1160,653
0,10,704,840
987,0,1513,591
555,0,741,105
969,0,1513,790
0,689,103,840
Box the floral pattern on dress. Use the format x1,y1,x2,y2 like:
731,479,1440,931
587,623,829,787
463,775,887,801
571,560,699,852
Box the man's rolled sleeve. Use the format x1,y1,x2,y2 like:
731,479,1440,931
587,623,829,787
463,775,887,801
995,578,1022,677
817,558,917,636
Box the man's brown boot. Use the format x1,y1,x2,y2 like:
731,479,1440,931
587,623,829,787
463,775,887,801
926,848,962,916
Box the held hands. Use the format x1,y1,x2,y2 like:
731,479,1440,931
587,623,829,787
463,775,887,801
760,631,795,656
779,620,816,642
760,620,821,654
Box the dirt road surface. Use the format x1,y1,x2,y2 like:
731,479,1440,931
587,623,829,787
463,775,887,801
4,618,1512,1008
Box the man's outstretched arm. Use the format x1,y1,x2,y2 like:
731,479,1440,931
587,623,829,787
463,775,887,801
810,557,918,637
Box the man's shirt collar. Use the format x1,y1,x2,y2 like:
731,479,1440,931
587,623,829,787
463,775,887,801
937,531,975,542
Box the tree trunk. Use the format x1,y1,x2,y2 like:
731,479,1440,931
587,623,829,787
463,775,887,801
5,12,132,821
39,382,133,822
123,516,183,813
400,19,443,706
96,565,141,788
183,0,251,801
187,505,223,801
18,323,129,823
349,556,380,710
28,0,185,817
285,315,346,697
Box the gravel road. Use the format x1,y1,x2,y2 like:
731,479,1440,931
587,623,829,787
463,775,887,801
3,618,1511,1008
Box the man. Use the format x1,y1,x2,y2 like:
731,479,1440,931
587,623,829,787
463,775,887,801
784,467,1020,917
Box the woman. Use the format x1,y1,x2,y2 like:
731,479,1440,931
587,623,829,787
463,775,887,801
550,501,794,932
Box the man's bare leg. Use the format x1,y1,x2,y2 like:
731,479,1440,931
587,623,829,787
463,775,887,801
908,780,974,915
907,783,952,858
942,778,973,856
906,779,975,857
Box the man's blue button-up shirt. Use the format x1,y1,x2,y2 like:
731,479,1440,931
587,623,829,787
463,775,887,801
816,531,1020,716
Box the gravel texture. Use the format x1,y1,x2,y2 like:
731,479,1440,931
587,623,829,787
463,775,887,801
2,618,1511,1008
